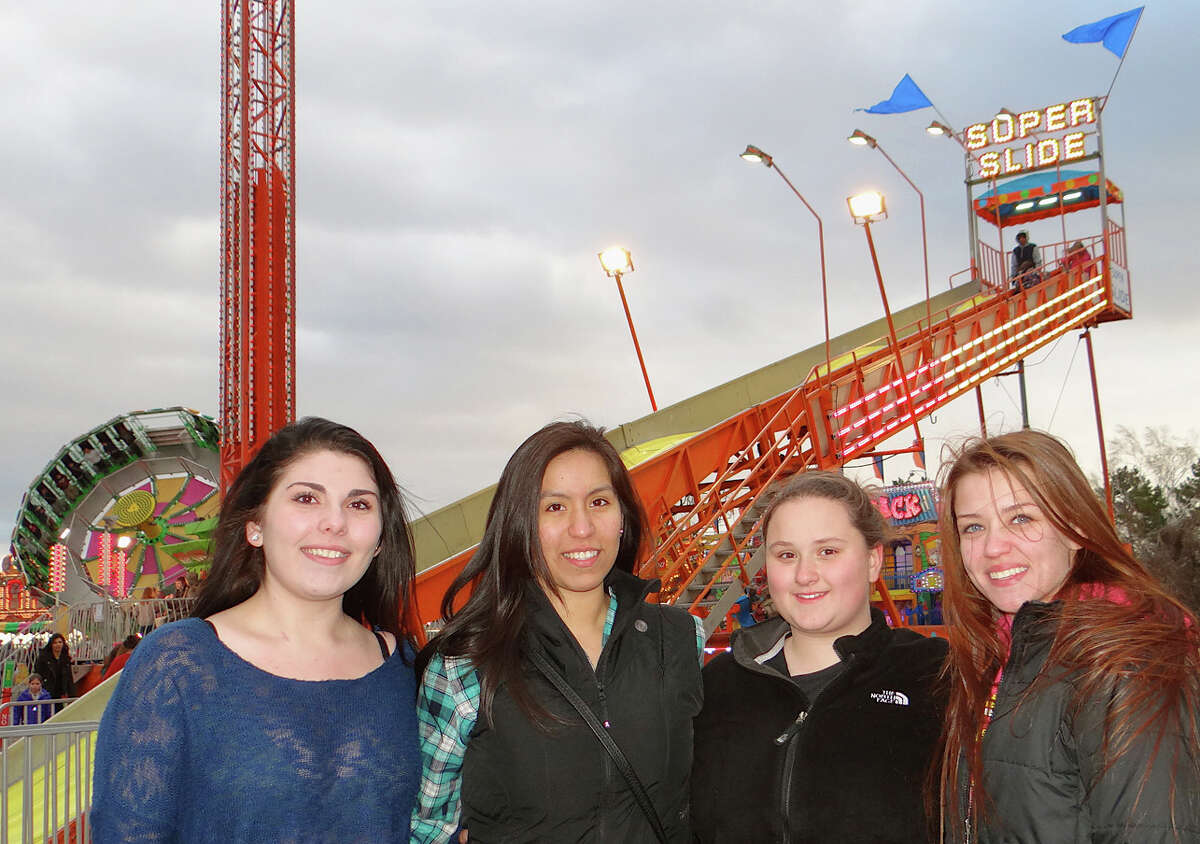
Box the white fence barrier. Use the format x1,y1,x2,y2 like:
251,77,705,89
1,718,99,844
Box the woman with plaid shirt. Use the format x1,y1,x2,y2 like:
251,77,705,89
412,421,704,843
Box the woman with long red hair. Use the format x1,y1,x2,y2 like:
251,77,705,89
935,430,1200,842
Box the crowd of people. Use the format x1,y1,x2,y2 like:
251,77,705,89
82,417,1198,842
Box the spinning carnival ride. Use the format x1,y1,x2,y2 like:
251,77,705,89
9,408,220,604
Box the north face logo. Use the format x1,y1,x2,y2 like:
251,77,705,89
869,690,910,706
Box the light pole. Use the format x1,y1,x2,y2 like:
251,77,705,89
739,144,832,390
597,246,658,412
847,191,923,446
848,129,932,333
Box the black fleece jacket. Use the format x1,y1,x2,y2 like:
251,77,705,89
692,610,947,844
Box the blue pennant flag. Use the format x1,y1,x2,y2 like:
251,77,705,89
1062,6,1144,58
856,74,932,114
872,455,885,480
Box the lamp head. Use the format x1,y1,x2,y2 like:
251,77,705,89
740,144,773,167
847,129,877,149
847,190,887,225
925,121,953,137
598,246,634,278
116,535,133,549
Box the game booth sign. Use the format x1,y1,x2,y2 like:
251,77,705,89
871,482,944,627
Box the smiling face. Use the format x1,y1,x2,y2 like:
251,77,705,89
764,497,883,641
952,467,1080,616
537,449,623,602
246,449,383,607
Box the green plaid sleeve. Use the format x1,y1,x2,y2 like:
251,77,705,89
411,652,481,844
693,612,707,664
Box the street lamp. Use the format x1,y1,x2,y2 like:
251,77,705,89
847,190,922,446
597,246,658,412
739,144,832,390
925,121,953,137
847,128,932,331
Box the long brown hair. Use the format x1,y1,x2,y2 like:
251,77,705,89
418,421,647,728
935,430,1200,840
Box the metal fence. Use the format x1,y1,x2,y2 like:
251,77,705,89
65,597,195,662
1,718,98,844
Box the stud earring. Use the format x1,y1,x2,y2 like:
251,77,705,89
250,532,261,544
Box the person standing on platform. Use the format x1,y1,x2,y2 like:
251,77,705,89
692,471,948,843
1010,230,1041,290
92,417,421,843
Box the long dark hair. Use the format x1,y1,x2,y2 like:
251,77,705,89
192,417,417,649
935,430,1200,840
419,420,647,725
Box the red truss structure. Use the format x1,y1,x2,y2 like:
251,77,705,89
220,0,296,490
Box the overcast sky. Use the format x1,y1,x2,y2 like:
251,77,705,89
3,1,1197,550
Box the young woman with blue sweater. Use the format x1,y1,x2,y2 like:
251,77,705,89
92,417,421,843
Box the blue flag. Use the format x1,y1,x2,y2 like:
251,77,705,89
872,454,885,480
857,74,932,114
1062,6,1144,58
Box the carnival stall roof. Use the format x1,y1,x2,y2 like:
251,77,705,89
974,169,1123,228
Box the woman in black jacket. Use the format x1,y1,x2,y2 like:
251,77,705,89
937,430,1200,843
413,421,703,843
692,471,948,843
34,632,76,711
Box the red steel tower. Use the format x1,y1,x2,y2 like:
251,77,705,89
219,0,296,490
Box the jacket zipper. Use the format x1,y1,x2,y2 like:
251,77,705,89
775,709,807,842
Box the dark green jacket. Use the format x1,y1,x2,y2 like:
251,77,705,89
950,601,1200,843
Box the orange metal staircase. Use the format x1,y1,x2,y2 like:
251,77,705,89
412,247,1130,642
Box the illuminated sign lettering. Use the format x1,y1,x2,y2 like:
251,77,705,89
873,483,938,527
968,98,1095,179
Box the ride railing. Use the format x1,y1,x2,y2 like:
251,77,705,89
66,598,195,662
644,258,1121,620
0,719,98,844
0,698,82,743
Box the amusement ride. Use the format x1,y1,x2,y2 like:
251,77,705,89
4,0,1135,779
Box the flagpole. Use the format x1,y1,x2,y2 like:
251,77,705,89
1101,13,1144,109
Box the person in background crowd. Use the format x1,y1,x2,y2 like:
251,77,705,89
135,586,157,633
692,471,948,843
413,421,704,843
92,417,421,842
101,635,141,681
936,430,1200,842
1063,239,1092,277
34,632,75,712
13,673,54,725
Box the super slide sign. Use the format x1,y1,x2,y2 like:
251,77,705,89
967,98,1096,179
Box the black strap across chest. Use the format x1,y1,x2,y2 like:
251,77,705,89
528,649,668,843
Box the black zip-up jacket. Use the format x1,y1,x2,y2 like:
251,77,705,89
692,610,947,843
461,570,703,843
948,601,1200,843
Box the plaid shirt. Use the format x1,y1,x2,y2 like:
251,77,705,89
410,590,706,843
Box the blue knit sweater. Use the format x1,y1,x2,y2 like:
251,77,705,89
91,618,418,843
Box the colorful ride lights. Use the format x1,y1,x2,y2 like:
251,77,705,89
49,543,68,593
847,191,887,225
